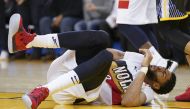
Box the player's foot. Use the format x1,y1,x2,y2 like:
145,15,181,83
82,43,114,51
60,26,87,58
22,87,49,109
175,87,190,101
8,13,36,53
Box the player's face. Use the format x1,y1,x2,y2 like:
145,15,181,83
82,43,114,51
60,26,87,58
149,65,172,87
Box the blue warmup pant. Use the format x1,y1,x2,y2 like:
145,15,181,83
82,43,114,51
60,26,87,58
118,24,159,50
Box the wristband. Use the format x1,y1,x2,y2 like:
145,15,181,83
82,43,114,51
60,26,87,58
140,67,148,75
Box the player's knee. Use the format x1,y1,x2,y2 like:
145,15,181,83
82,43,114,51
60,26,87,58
96,30,111,48
100,49,113,63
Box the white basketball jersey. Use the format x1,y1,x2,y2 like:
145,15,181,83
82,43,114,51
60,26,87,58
98,52,154,105
116,0,158,25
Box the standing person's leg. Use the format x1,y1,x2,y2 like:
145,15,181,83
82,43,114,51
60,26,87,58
186,0,190,18
140,24,159,49
158,21,190,65
173,1,190,99
179,17,190,35
154,25,173,58
118,24,169,67
118,24,156,50
173,0,190,34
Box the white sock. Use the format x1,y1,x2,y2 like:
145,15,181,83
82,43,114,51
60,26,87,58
43,70,80,94
149,46,164,66
26,34,60,48
149,46,162,58
149,46,179,70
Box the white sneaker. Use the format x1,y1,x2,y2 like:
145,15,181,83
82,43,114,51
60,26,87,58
0,50,8,60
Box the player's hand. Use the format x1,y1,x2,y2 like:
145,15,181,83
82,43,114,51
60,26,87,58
16,0,25,5
139,49,152,67
85,2,97,11
52,15,63,27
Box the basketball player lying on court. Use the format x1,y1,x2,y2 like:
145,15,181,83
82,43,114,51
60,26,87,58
8,14,178,109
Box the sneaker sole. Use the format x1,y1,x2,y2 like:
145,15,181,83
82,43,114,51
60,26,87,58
8,14,21,53
22,94,32,109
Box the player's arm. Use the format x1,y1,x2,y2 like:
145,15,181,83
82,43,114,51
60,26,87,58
121,49,152,107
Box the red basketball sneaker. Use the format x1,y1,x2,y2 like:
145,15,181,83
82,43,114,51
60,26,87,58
22,87,49,109
8,13,36,53
175,87,190,101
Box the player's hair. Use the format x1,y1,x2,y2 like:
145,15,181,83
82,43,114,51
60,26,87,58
153,73,176,94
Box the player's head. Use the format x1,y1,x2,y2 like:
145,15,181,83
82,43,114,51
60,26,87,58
147,65,176,94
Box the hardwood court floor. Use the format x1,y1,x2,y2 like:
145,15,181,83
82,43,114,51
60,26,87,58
0,60,190,109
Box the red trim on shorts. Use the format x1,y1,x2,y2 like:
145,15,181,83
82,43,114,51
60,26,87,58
106,73,122,105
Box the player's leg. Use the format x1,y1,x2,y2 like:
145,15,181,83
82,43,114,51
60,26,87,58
140,24,159,49
45,50,112,94
174,1,190,102
118,24,165,66
8,14,110,53
22,49,113,109
118,24,160,57
74,49,113,91
118,24,154,49
185,0,190,24
158,21,190,64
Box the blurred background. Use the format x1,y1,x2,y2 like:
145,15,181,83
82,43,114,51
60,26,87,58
0,0,190,109
0,0,189,65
